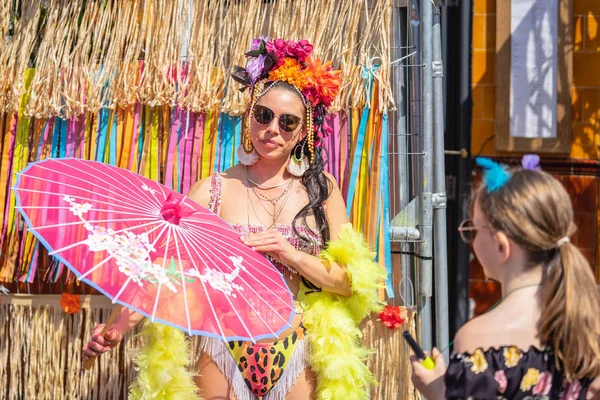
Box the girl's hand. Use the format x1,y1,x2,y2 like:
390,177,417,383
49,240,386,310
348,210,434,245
241,228,302,267
410,347,447,400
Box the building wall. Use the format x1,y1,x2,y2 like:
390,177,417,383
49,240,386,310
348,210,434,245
469,0,600,315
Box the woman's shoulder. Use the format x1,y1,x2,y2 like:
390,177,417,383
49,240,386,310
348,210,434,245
187,175,215,208
220,164,246,180
453,313,498,354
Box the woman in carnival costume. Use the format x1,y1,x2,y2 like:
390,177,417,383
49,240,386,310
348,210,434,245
411,156,600,400
83,37,385,400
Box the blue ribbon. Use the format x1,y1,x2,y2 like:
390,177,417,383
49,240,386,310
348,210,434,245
346,65,379,215
380,113,394,297
108,110,117,166
221,114,235,170
51,117,61,158
58,117,67,159
96,108,108,162
345,106,369,216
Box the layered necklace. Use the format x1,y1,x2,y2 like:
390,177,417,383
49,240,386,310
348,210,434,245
246,173,294,230
245,172,298,279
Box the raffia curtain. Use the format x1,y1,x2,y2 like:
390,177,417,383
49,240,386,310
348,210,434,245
0,298,418,400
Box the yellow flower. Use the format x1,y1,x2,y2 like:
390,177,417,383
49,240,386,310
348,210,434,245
503,346,523,368
467,349,489,374
520,368,541,392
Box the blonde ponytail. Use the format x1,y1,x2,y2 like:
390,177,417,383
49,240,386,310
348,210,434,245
540,242,600,381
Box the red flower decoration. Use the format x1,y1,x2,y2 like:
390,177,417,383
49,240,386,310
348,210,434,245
60,293,82,314
378,305,404,329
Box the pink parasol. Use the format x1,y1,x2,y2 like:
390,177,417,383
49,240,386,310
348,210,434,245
12,158,296,347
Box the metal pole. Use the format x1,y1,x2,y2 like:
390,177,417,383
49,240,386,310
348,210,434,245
409,0,421,203
432,6,450,361
392,2,415,306
418,0,433,351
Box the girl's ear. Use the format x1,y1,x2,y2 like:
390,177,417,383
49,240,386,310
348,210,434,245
494,231,511,264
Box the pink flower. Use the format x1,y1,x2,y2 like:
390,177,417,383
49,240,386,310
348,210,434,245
494,370,508,394
560,380,582,400
266,38,287,64
533,372,552,395
266,38,313,64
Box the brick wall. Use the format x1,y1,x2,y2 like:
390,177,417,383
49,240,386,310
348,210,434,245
469,0,600,315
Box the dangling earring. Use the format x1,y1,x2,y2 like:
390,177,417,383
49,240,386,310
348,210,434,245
287,139,310,177
237,109,259,166
306,104,315,164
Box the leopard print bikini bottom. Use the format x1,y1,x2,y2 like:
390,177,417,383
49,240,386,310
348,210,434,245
200,324,308,400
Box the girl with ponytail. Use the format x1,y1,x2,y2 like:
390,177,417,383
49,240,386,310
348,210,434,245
411,156,600,400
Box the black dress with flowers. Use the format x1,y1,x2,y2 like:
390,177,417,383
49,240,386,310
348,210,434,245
445,346,591,400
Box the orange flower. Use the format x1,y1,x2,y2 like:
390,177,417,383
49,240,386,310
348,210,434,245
60,293,81,314
268,58,310,91
303,56,341,107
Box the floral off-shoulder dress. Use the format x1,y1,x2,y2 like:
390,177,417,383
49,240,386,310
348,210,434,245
445,346,592,400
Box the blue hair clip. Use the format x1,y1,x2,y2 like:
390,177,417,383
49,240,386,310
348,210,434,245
475,157,511,192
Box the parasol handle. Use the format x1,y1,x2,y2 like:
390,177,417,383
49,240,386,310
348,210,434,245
82,304,123,370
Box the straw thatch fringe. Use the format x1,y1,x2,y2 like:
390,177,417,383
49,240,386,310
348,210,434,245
0,299,417,399
361,308,422,400
0,0,394,119
0,303,144,400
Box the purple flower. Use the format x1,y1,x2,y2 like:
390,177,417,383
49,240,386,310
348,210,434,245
246,54,266,83
521,154,541,170
250,36,271,51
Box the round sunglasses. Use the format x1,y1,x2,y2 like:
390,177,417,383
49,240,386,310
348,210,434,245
253,105,303,133
457,219,491,244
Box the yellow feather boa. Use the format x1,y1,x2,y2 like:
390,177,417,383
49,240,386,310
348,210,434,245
129,321,201,399
300,223,387,399
131,223,385,399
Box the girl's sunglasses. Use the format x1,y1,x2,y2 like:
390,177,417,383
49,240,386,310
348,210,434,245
253,105,303,133
457,219,490,244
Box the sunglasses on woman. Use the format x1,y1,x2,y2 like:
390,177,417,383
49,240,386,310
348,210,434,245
253,105,303,133
457,219,491,244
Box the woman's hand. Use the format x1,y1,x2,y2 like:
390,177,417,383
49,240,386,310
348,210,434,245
82,324,124,361
410,348,447,400
241,228,302,267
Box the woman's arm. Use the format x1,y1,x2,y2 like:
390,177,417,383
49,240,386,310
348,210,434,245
287,173,351,296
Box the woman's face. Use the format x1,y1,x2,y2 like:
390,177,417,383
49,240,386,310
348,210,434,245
250,87,306,161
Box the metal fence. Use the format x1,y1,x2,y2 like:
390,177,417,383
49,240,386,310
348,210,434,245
389,0,449,359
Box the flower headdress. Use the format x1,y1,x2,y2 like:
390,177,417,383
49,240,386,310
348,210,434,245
232,37,341,162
